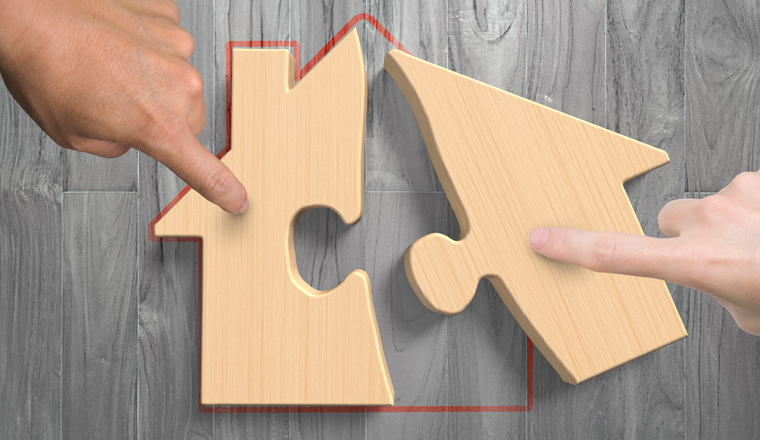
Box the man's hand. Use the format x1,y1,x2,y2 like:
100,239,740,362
529,171,760,335
0,0,248,213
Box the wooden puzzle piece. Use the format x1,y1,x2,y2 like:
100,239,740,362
385,50,687,384
153,30,393,405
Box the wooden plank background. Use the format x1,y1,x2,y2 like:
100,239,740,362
1,0,759,438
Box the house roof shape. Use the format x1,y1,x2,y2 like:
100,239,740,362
385,49,687,384
150,29,393,406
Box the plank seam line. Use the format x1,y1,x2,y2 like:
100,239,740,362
63,191,137,193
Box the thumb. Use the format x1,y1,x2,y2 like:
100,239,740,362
528,227,685,284
147,127,248,214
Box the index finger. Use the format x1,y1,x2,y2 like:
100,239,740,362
528,227,689,286
146,126,249,214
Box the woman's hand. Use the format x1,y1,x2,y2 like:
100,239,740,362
529,171,760,335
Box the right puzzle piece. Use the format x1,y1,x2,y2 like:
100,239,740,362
384,50,687,384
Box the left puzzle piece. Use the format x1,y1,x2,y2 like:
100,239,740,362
151,29,394,406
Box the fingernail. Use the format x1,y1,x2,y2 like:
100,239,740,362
238,199,249,214
529,227,550,249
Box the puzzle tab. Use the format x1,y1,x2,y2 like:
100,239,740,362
385,50,687,384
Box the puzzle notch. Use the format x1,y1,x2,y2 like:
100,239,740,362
154,30,393,405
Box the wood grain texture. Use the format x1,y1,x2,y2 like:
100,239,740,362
448,0,525,95
447,2,528,437
139,139,213,436
295,207,365,292
63,149,138,191
138,188,213,439
2,0,758,437
606,1,687,438
291,0,364,68
290,208,366,439
524,1,608,437
289,1,369,434
366,192,448,439
0,81,62,440
386,50,685,384
531,354,607,440
447,207,527,440
214,0,291,433
215,411,290,440
685,0,760,192
685,288,760,439
683,192,760,439
136,0,214,437
527,0,605,126
214,0,289,156
365,0,446,191
62,193,138,440
138,234,213,440
155,32,393,405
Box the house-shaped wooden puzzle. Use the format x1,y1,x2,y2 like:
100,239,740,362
385,50,686,384
152,30,393,405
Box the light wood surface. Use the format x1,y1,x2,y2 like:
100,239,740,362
385,49,687,384
289,0,368,435
363,2,450,436
447,1,531,436
525,0,608,436
153,29,393,405
214,0,290,434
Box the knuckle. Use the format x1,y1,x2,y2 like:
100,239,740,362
190,111,207,135
657,200,676,226
181,67,204,96
657,210,668,231
202,167,233,198
731,171,756,188
660,198,680,215
163,2,182,24
696,194,732,223
177,30,195,58
134,108,183,151
589,234,618,272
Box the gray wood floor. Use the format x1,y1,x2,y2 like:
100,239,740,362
1,0,759,439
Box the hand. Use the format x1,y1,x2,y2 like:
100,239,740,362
529,171,760,335
0,0,248,213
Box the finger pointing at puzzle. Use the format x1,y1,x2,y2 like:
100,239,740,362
529,171,760,336
0,0,248,214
